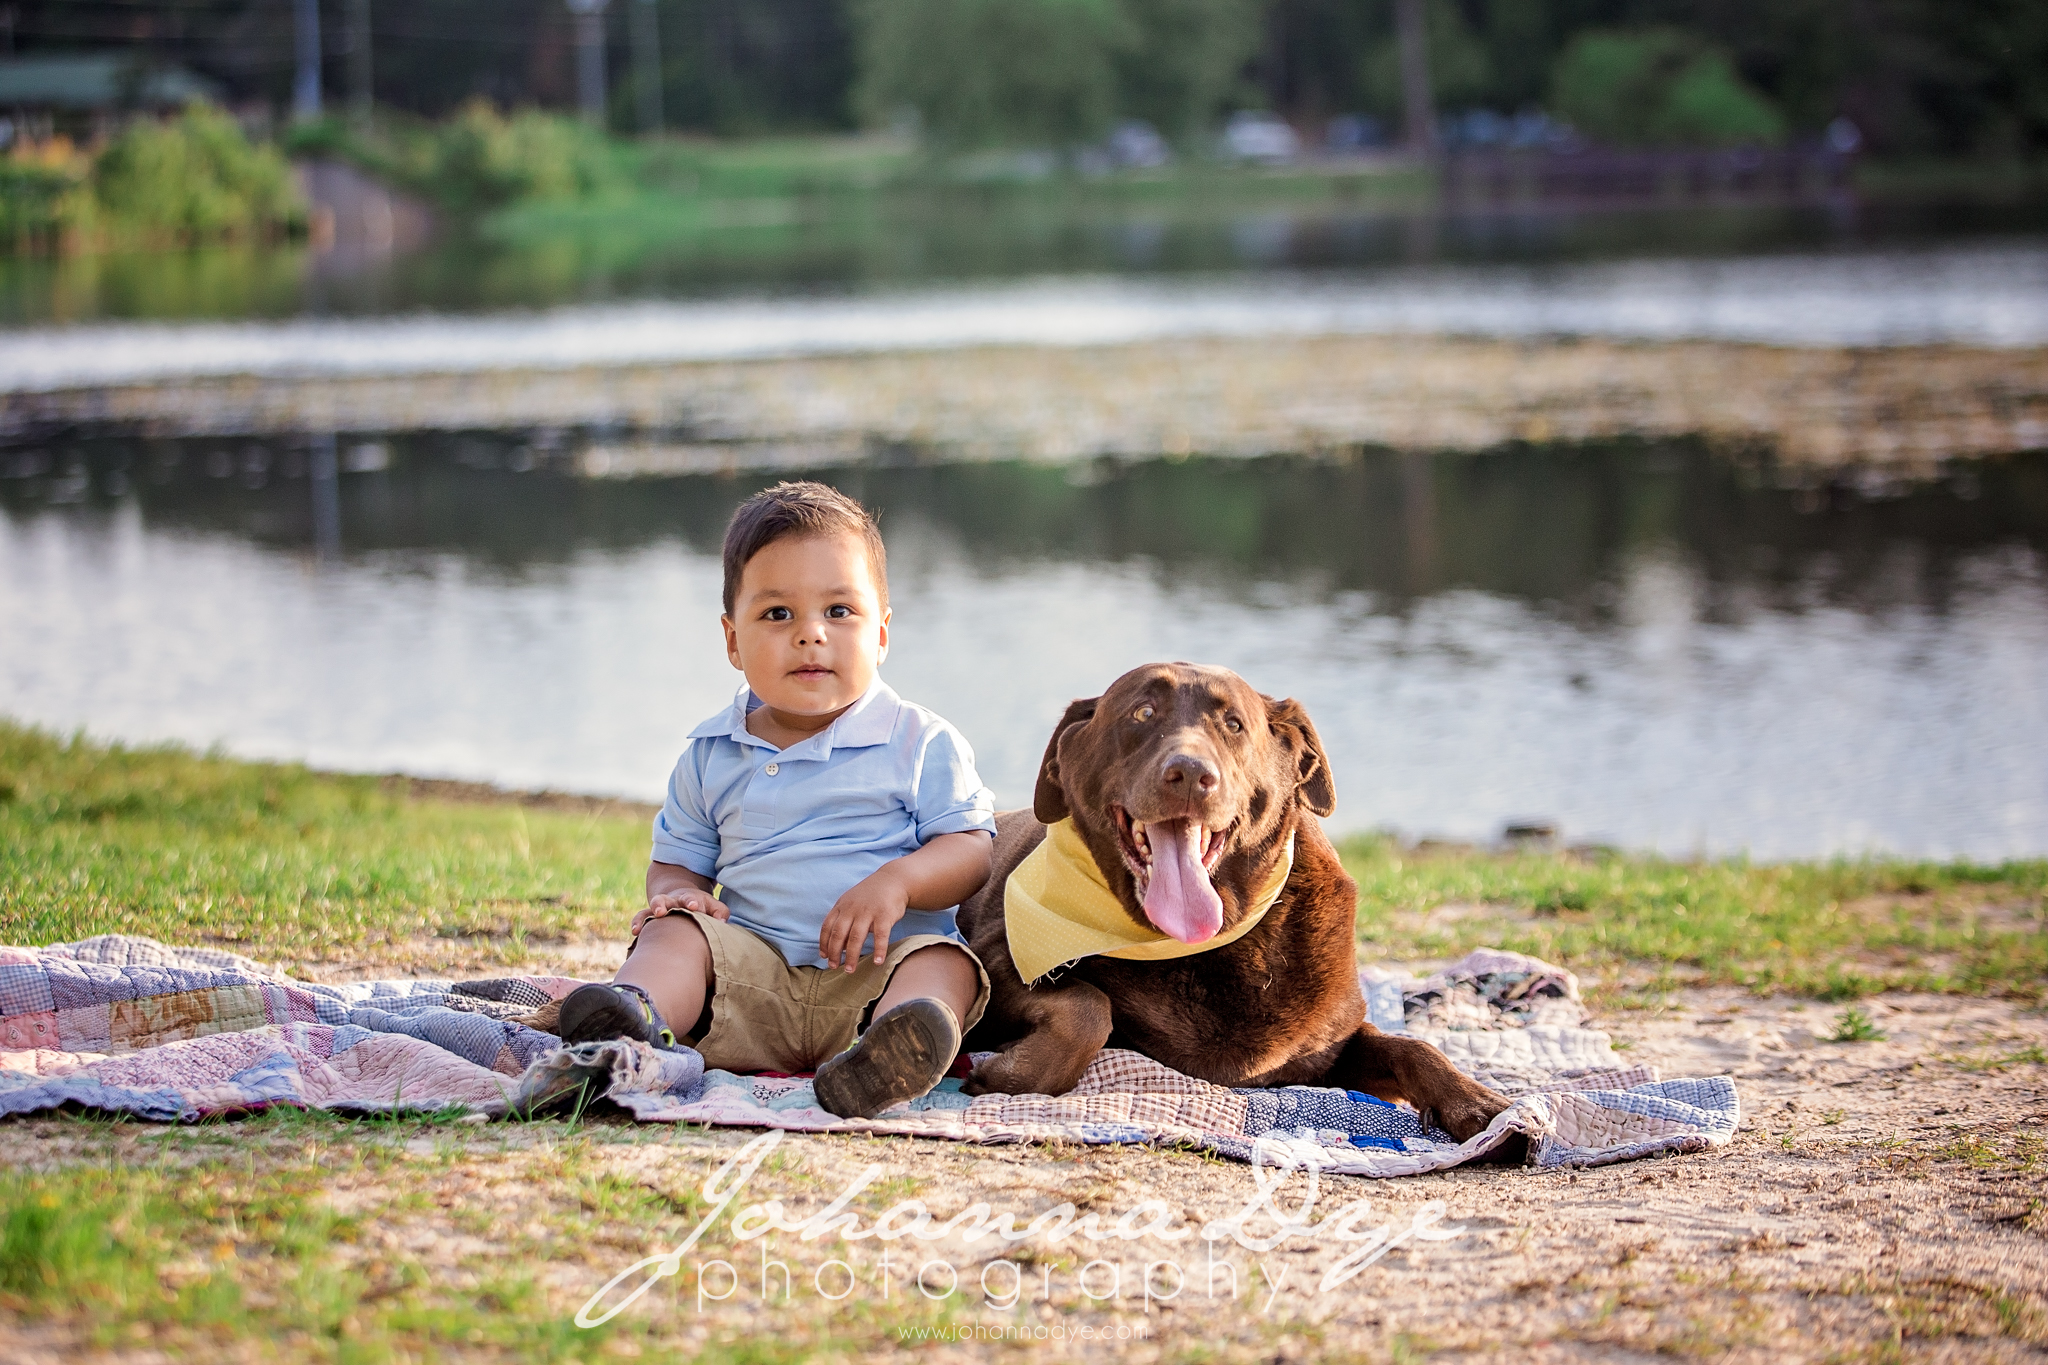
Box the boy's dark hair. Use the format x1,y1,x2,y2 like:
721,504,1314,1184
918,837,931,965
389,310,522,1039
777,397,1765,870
721,481,888,618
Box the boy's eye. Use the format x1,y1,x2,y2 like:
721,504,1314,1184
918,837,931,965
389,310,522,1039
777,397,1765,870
826,604,852,619
764,607,793,622
1133,704,1155,722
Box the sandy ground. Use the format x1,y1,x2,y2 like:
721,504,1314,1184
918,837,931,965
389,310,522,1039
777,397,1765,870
4,965,2043,1363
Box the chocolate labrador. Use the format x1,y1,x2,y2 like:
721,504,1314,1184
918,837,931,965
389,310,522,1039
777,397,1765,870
957,662,1512,1142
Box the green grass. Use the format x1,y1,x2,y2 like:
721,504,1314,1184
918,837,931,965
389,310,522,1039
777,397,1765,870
1826,1007,1887,1042
4,719,2044,992
0,720,647,966
1339,832,2046,1001
0,1114,682,1361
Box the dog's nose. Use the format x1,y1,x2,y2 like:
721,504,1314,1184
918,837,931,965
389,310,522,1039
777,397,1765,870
1161,754,1219,795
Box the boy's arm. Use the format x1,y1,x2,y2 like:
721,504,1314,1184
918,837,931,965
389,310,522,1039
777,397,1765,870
634,861,730,936
818,831,995,971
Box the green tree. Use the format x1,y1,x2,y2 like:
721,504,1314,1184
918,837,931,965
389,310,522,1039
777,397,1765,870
1357,0,1493,122
1112,0,1265,143
1548,28,1786,147
852,0,1128,150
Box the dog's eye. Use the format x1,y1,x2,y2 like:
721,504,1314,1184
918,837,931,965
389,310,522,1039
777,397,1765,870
1133,704,1155,722
1223,715,1243,734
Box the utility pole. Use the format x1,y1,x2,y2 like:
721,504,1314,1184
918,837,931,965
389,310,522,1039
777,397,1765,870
630,0,662,134
1394,0,1436,156
566,0,611,126
293,0,322,120
347,0,372,131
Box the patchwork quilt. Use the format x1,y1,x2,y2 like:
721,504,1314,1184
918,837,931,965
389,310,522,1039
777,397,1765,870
0,936,1738,1175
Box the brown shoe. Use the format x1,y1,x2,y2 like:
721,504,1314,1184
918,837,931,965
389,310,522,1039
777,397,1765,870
813,998,960,1119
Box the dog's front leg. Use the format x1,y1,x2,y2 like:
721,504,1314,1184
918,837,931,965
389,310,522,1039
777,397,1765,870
1328,1024,1512,1143
963,981,1113,1097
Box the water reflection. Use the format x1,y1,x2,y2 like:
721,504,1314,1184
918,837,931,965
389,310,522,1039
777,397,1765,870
2,441,2044,858
4,193,2046,327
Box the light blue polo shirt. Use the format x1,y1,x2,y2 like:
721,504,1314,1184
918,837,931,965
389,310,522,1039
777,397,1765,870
650,677,998,968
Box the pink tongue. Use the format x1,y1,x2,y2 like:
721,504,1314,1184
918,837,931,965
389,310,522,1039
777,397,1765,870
1142,818,1224,944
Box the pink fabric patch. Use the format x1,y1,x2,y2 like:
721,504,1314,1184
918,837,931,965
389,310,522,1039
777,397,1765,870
0,1010,57,1050
527,976,585,1001
0,1047,103,1075
82,1030,281,1088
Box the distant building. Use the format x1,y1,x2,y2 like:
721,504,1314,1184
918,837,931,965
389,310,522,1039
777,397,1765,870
0,53,222,144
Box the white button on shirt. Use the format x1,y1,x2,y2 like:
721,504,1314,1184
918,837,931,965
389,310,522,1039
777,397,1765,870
650,678,998,968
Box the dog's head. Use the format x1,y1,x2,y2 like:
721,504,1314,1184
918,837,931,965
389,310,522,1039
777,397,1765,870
1032,663,1335,945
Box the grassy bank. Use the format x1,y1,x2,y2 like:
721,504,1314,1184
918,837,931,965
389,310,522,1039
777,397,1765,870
3,720,2041,996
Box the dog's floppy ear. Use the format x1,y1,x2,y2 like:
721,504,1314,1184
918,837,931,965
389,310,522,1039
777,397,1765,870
1266,696,1336,817
1033,696,1100,824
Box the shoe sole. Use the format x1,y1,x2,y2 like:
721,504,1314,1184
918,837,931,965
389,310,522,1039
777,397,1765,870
557,984,649,1046
813,999,959,1120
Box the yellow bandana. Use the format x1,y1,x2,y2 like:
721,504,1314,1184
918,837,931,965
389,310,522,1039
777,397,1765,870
1003,818,1295,984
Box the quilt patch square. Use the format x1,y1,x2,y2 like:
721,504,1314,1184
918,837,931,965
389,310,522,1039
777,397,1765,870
0,963,55,1017
46,957,139,1010
110,987,221,1051
0,1010,57,1050
55,1003,112,1052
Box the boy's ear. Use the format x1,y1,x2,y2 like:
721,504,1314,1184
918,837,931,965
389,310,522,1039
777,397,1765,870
1265,695,1336,817
1032,696,1100,824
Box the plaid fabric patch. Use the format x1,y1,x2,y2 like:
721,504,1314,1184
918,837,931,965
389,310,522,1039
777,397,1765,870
966,1093,1141,1126
55,1003,112,1052
46,957,139,1010
450,979,553,1011
57,936,267,973
963,1090,1249,1134
1240,1087,1426,1144
1069,1049,1234,1097
0,963,54,1017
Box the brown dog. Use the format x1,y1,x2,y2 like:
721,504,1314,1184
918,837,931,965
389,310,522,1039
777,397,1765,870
957,663,1511,1142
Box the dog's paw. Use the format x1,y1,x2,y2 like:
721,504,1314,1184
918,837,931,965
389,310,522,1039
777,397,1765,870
1429,1083,1513,1144
963,1056,1020,1096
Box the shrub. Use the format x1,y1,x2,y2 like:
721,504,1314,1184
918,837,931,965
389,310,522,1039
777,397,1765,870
90,103,305,245
1548,28,1786,147
3,107,302,252
0,137,93,248
418,100,623,211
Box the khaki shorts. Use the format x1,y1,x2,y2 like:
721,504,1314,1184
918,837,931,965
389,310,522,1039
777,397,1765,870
642,911,990,1075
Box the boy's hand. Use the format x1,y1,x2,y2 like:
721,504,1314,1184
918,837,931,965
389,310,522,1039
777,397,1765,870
632,887,729,937
820,869,909,971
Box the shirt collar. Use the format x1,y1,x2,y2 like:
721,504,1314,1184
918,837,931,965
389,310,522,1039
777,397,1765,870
688,676,902,758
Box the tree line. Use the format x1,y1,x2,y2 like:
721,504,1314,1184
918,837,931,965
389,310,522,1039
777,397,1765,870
5,0,2045,156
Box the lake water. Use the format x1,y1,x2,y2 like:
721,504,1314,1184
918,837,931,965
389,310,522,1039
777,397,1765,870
6,244,2048,392
4,439,2044,860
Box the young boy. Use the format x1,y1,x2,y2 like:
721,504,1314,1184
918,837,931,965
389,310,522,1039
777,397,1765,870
556,481,996,1120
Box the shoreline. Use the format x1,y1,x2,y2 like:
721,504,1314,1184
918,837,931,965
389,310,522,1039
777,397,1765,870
7,718,2041,869
6,333,2045,471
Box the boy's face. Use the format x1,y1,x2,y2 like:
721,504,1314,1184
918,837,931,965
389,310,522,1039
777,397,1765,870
722,531,890,721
